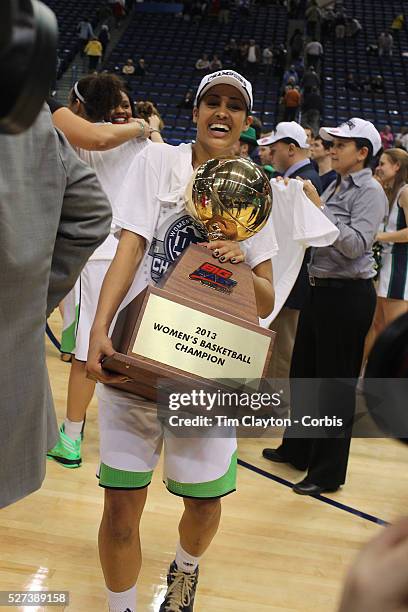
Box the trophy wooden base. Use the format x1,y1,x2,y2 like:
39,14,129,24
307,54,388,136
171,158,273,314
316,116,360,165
103,243,275,400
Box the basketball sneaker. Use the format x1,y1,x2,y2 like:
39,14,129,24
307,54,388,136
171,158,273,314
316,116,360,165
47,424,82,468
159,561,199,611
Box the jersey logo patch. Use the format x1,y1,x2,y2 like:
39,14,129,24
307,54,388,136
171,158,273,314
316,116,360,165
149,214,206,283
189,262,237,294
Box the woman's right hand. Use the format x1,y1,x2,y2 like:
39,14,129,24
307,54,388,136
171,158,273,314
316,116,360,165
148,113,161,132
86,328,130,384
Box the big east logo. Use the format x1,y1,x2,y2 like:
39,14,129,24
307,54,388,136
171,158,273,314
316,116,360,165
189,262,237,294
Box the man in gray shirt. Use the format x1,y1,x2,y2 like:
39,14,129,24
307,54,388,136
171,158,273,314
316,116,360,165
263,118,388,495
0,105,111,508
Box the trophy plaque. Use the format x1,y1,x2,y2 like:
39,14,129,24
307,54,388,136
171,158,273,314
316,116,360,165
102,157,276,400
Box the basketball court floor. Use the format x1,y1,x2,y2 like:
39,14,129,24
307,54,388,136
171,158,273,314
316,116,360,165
1,311,408,611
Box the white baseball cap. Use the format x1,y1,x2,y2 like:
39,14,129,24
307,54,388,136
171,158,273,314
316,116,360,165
319,118,382,155
194,70,253,112
257,121,310,149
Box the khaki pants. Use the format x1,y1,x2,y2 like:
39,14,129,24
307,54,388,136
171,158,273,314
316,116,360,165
267,307,300,380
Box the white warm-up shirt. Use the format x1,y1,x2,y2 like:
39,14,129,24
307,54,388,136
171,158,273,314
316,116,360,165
77,132,149,260
113,142,279,311
261,179,339,327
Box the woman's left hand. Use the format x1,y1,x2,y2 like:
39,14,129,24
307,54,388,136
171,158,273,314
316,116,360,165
375,232,387,242
205,240,245,264
296,176,323,209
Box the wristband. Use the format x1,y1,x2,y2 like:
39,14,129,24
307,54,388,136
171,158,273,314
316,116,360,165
150,129,161,134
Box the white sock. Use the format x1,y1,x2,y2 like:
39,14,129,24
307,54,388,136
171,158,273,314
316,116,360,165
107,585,136,612
175,542,200,573
63,418,83,441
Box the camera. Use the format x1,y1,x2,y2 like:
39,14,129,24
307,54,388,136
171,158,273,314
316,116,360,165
0,0,57,134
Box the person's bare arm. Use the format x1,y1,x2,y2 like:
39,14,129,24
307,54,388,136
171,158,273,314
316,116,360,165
86,230,146,383
52,107,150,151
148,113,164,143
376,188,408,243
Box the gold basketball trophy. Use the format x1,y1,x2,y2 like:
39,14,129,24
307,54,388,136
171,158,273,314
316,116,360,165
102,157,276,399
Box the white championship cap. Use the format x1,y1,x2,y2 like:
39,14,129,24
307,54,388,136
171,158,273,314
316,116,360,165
194,70,253,112
320,118,382,155
257,121,310,149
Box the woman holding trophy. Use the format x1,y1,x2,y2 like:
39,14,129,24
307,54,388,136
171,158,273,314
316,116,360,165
86,70,277,612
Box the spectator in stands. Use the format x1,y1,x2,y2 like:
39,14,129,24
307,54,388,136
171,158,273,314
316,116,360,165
302,86,323,135
283,65,299,87
237,40,249,69
321,8,336,38
192,0,205,23
238,0,251,19
246,39,261,75
289,28,304,61
283,83,301,122
224,38,239,67
218,0,231,24
305,0,321,39
195,53,210,71
391,13,404,35
109,0,126,28
361,75,372,93
210,54,223,71
288,0,301,19
134,58,147,77
77,17,95,55
378,32,394,57
181,0,193,21
305,39,324,70
311,136,337,192
345,72,360,92
273,43,287,80
301,65,320,94
98,24,110,61
262,46,274,74
346,17,362,38
366,43,379,56
293,56,305,80
399,127,408,151
121,58,135,76
335,10,346,39
84,37,103,72
371,75,385,93
381,125,394,150
178,89,194,109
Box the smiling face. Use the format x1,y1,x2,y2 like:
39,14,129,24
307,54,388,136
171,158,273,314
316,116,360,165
193,84,251,155
376,153,400,183
111,90,133,124
330,137,369,175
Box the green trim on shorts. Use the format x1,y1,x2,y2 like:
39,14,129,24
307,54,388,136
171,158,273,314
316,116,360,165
99,463,153,489
60,304,79,354
165,450,237,498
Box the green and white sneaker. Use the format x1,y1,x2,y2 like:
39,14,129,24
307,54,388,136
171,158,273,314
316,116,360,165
47,425,82,468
